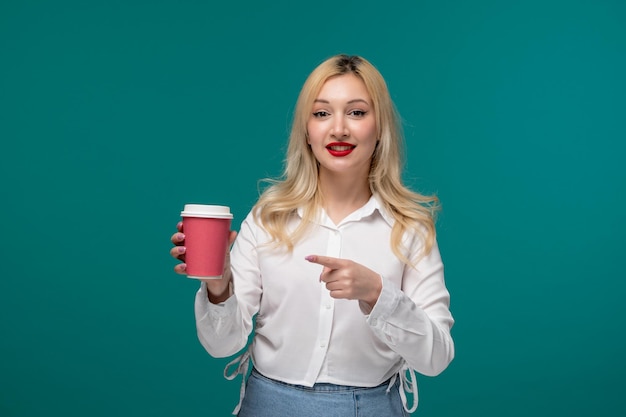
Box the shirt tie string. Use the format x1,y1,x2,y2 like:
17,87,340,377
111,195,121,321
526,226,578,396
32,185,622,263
223,349,251,415
386,364,418,414
226,352,418,415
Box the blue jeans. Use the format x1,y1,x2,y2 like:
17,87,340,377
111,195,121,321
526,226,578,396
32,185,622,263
237,368,410,417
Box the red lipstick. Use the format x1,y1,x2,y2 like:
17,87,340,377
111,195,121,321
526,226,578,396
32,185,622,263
326,142,355,157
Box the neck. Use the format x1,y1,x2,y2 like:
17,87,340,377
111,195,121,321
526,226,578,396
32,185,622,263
318,171,372,224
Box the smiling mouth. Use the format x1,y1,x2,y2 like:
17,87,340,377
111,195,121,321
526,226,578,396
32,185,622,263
326,142,356,156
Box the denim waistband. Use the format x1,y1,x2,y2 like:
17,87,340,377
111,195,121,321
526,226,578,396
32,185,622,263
250,367,394,393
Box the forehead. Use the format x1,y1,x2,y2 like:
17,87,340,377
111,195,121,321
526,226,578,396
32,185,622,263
315,74,371,101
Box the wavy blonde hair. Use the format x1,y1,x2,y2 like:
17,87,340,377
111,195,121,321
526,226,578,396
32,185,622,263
253,54,439,265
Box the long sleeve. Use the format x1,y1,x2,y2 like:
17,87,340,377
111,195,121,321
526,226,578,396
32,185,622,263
364,240,455,376
194,214,262,358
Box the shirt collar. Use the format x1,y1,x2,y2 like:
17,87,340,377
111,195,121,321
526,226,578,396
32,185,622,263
296,193,395,228
366,193,395,227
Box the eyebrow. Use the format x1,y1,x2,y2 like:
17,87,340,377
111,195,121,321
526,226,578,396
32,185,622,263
313,98,370,105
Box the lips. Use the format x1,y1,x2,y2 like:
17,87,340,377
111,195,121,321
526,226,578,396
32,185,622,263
326,142,356,157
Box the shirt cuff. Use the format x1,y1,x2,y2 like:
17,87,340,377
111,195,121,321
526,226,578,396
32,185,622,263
195,282,237,323
364,276,401,329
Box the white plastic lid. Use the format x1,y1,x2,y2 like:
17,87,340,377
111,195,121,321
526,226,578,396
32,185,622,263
180,204,233,219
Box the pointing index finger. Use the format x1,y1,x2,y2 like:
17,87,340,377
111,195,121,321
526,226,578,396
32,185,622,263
305,255,344,269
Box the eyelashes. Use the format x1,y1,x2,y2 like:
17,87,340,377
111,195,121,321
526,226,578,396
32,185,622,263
312,111,329,118
311,110,368,118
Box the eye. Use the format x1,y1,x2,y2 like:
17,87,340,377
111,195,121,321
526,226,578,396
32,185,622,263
312,111,330,118
349,110,368,117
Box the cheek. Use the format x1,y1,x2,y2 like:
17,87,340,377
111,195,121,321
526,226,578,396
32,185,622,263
354,121,377,142
306,123,324,144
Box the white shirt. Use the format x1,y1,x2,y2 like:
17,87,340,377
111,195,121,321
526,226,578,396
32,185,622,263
194,195,454,409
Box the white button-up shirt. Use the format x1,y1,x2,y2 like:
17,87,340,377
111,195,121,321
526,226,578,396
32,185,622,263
195,195,454,394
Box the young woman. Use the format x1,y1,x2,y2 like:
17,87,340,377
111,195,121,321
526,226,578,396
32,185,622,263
170,54,454,416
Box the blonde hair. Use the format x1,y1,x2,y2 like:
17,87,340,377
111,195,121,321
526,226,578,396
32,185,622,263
254,54,439,265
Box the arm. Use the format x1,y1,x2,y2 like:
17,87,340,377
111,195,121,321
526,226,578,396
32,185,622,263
194,214,262,358
364,240,455,376
305,239,454,376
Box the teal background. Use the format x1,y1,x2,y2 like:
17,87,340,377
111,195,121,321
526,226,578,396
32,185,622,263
1,0,625,416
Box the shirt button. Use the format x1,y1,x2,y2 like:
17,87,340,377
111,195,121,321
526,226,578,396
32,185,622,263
371,318,378,326
320,341,327,348
325,303,332,309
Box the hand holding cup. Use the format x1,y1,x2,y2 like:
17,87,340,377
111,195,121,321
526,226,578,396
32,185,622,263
171,205,237,302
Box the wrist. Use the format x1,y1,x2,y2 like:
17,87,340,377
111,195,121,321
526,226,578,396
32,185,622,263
205,280,232,304
366,274,383,308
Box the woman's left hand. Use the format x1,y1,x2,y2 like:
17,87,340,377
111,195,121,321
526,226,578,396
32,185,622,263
305,255,382,308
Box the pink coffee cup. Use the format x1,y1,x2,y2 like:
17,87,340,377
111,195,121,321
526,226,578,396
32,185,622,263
180,204,233,279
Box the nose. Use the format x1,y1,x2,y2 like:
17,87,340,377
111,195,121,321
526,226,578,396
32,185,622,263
331,116,349,138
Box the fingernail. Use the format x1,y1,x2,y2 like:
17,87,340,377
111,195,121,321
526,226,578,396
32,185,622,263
305,255,314,261
178,247,186,254
178,233,185,241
